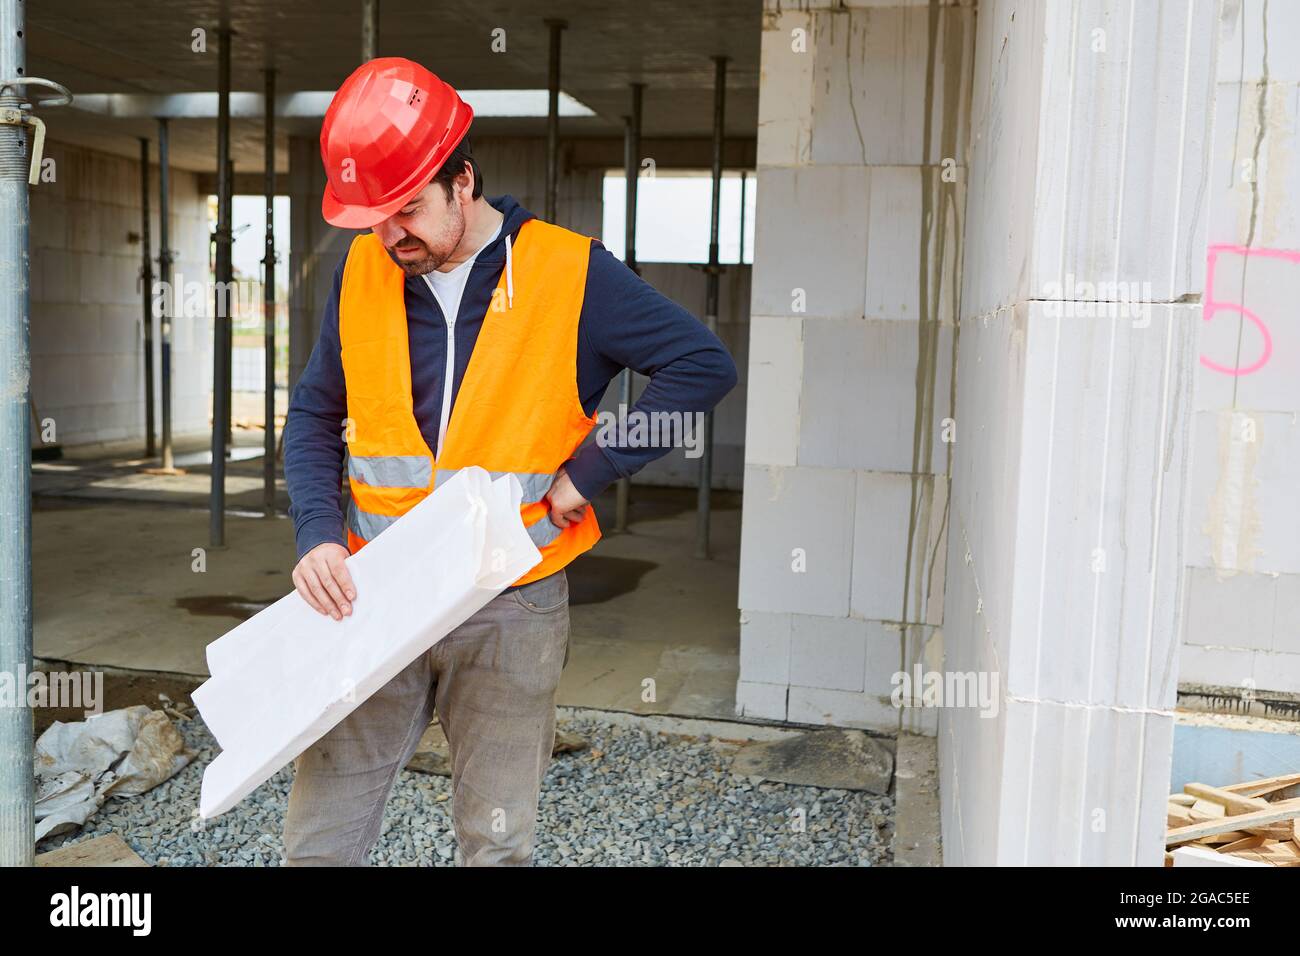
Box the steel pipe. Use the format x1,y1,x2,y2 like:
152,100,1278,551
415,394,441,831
695,56,726,560
210,28,232,546
0,0,33,867
263,69,276,517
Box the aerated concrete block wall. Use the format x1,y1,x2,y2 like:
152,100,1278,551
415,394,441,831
942,0,1218,865
29,141,213,449
736,0,974,733
1179,0,1300,699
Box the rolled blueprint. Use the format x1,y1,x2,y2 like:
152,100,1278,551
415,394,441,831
192,466,543,819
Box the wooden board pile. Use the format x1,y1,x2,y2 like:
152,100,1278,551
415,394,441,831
1165,772,1300,866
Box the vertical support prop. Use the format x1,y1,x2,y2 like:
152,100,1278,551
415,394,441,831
210,26,232,546
695,55,726,560
615,82,644,533
158,118,174,471
139,137,155,457
0,1,65,868
544,19,566,224
362,0,379,62
0,0,32,869
263,69,276,518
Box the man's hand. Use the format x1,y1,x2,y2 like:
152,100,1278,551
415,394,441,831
292,542,356,620
545,466,590,529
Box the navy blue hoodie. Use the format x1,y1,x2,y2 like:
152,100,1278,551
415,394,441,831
284,194,738,565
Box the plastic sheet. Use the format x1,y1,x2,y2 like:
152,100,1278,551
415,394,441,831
35,705,194,841
192,466,543,819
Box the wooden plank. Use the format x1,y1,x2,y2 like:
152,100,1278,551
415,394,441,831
1168,793,1197,807
36,834,147,868
1222,773,1300,798
1168,805,1196,828
1242,822,1296,840
1190,798,1227,819
1218,835,1267,854
1168,799,1300,846
1184,782,1271,815
1233,845,1300,867
1228,849,1276,866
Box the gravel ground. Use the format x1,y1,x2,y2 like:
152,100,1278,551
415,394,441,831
41,712,895,867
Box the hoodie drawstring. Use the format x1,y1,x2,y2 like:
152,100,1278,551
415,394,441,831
504,232,514,309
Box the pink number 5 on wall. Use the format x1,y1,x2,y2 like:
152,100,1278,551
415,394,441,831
1201,243,1299,376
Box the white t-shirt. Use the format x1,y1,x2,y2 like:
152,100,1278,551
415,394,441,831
421,221,503,458
421,221,502,326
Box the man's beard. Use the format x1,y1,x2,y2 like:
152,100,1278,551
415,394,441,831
384,203,465,277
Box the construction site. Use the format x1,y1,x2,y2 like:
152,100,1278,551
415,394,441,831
1,0,1299,880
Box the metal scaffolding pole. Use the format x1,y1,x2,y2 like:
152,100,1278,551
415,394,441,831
544,19,565,223
738,170,747,263
158,118,174,471
362,0,379,62
210,28,232,546
695,56,726,560
0,0,67,869
139,137,156,457
615,82,643,534
263,69,276,517
223,155,234,451
0,0,31,869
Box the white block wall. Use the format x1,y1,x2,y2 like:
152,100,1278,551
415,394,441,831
736,0,974,734
1179,0,1300,696
29,141,213,448
942,0,1218,866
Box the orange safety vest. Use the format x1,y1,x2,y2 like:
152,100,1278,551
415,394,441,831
337,217,602,586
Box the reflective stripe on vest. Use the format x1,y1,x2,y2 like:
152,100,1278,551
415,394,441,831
344,462,563,548
348,455,432,489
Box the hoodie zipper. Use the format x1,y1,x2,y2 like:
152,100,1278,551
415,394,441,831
420,221,513,460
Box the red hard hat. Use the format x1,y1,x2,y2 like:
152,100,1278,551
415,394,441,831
320,57,473,229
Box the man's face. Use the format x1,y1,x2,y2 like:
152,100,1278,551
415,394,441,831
372,179,466,276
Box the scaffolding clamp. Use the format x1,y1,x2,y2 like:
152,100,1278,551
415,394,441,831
0,77,72,186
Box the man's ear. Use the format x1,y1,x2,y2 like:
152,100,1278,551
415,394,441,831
455,163,475,205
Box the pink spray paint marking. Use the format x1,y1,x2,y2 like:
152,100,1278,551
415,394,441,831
1201,243,1299,376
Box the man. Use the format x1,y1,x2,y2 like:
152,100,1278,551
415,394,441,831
280,57,737,866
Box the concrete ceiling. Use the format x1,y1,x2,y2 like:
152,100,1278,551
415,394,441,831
25,0,760,172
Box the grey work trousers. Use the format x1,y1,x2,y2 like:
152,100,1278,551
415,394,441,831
282,569,570,866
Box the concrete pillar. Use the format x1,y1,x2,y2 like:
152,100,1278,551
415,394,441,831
1178,0,1300,699
737,1,974,735
942,0,1219,865
741,0,1223,866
